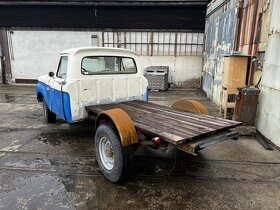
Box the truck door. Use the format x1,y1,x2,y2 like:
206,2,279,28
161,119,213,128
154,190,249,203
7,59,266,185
49,56,68,119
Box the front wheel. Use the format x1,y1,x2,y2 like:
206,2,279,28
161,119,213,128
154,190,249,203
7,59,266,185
95,125,134,183
43,99,56,123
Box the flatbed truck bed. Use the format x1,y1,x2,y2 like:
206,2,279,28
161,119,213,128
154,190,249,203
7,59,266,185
86,100,241,155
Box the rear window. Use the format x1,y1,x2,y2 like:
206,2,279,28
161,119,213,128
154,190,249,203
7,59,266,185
81,56,137,75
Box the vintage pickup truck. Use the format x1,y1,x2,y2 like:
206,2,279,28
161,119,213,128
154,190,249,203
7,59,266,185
36,47,241,182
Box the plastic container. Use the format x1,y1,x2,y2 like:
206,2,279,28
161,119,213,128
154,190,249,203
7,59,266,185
144,66,169,91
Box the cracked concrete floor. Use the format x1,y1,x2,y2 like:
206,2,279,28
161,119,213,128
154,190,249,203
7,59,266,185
0,84,280,210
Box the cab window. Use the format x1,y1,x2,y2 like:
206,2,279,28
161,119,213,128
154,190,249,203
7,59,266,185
81,56,137,75
57,56,68,79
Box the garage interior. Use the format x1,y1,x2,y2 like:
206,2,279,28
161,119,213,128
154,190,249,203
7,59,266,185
0,0,280,209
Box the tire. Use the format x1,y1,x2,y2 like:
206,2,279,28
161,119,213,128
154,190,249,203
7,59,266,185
43,99,56,123
95,124,134,183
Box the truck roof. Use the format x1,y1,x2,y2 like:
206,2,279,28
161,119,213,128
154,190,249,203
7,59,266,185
60,47,138,56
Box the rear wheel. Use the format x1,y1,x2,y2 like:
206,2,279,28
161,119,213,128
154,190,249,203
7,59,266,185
43,99,56,123
95,125,134,183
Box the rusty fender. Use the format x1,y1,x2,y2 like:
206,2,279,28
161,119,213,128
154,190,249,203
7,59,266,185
172,99,209,115
96,108,138,146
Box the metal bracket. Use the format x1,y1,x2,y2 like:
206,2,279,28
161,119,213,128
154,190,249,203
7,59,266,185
177,131,239,156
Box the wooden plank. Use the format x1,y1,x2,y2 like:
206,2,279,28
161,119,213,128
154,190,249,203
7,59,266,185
87,102,239,131
89,101,229,130
126,101,236,127
129,100,240,125
122,102,224,128
133,100,238,123
132,117,194,140
87,104,215,143
125,109,201,137
87,105,192,143
132,121,185,144
121,104,240,144
124,101,238,128
94,103,215,133
222,56,247,89
86,101,239,132
121,104,213,134
86,106,187,143
86,100,241,145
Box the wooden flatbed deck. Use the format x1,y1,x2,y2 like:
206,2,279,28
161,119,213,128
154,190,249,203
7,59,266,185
86,100,241,145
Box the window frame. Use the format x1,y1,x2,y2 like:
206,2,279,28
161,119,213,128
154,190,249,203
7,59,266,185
56,56,68,79
81,56,138,75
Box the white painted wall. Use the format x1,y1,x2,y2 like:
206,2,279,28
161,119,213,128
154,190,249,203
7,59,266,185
139,56,201,85
8,30,202,85
9,31,94,80
256,0,280,147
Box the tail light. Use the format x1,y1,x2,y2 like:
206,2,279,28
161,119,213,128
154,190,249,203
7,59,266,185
152,137,161,148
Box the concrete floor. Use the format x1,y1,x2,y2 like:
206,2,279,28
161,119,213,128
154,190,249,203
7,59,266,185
0,85,280,210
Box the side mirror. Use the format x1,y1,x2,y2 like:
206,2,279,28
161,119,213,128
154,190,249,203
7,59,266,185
48,72,55,77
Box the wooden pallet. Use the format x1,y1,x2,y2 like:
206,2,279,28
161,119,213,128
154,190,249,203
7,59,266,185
86,100,241,145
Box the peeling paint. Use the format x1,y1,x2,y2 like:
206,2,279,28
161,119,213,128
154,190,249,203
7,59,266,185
256,0,280,147
203,0,237,104
203,0,280,146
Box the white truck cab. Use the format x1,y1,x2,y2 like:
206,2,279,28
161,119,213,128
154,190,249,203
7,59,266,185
36,47,149,123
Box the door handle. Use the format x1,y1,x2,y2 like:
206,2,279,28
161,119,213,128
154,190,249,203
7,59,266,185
54,80,66,85
54,80,62,85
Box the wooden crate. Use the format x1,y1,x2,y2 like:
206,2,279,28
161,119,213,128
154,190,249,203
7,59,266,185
222,56,248,89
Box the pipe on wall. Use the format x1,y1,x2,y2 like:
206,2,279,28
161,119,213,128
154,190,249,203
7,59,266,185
247,0,259,85
248,0,259,55
234,0,244,51
0,28,11,84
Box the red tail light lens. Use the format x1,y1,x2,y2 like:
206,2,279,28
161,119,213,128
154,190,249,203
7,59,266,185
152,137,161,148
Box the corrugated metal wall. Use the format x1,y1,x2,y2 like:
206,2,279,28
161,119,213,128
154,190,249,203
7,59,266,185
203,0,270,104
203,0,280,146
202,0,238,104
256,0,280,147
237,0,270,54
